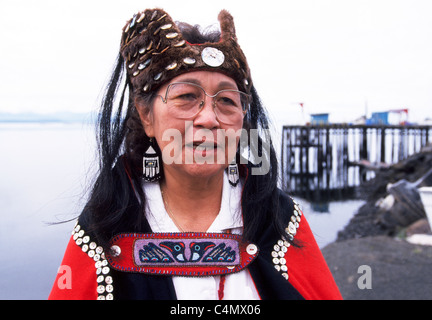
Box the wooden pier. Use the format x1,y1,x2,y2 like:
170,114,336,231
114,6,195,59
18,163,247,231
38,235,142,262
281,124,432,201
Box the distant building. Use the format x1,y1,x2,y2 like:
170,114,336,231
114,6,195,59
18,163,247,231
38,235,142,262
366,112,389,125
310,113,329,125
366,109,409,125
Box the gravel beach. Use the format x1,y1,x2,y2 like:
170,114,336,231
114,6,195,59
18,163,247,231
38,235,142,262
321,236,432,300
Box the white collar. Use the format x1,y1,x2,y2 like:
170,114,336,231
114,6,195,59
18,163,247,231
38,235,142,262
143,172,243,234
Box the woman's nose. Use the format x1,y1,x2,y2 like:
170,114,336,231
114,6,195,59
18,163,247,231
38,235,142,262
193,98,220,128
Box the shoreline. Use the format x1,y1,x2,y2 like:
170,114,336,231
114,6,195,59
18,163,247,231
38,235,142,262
322,234,432,300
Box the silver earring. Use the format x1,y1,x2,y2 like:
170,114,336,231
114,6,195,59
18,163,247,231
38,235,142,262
143,138,161,181
228,161,239,187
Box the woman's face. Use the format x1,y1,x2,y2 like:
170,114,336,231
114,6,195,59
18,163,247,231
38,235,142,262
137,71,245,180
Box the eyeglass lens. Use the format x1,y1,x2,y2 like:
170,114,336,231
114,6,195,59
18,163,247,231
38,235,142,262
164,82,249,124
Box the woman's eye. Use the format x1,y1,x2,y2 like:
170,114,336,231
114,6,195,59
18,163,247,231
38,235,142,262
218,96,238,107
172,93,199,101
222,97,235,104
179,93,197,100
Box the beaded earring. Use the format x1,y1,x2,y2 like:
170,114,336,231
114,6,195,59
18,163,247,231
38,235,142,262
143,138,161,181
228,161,239,187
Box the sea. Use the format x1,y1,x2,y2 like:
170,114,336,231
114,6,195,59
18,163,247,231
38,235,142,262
0,122,364,300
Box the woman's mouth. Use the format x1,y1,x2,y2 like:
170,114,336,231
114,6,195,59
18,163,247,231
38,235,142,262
186,141,220,150
185,141,222,161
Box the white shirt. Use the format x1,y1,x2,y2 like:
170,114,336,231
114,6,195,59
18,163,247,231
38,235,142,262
143,172,260,300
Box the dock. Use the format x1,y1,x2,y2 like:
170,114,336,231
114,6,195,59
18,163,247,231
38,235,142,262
281,124,432,201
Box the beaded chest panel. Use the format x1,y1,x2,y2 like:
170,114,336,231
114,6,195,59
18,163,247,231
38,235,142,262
106,232,259,277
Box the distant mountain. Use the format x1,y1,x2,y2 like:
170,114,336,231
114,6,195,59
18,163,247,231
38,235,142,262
0,111,94,123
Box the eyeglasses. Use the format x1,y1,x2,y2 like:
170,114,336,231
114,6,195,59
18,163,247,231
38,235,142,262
158,82,250,125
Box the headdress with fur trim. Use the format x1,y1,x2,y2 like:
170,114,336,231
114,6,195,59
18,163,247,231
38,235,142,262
120,8,252,96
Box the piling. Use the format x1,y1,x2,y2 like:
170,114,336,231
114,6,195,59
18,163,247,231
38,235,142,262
281,124,432,201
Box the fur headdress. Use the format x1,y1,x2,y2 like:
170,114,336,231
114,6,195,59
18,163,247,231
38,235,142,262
120,8,252,96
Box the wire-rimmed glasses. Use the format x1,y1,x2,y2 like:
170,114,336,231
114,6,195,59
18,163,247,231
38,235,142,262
159,82,250,125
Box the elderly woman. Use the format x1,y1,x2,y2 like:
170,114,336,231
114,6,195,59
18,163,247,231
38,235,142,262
49,8,341,300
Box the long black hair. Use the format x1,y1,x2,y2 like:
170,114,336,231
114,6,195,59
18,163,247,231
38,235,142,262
81,23,290,249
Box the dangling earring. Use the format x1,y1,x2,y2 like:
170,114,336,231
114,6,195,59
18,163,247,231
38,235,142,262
228,161,239,187
143,138,161,181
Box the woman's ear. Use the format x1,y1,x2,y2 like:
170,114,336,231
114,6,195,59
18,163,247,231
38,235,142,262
135,98,155,138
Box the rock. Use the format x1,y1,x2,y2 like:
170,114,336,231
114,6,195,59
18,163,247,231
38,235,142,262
337,202,390,241
359,145,432,202
406,234,432,246
322,236,432,299
337,145,432,241
405,218,432,237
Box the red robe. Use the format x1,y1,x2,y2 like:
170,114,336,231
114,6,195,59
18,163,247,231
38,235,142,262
49,210,342,300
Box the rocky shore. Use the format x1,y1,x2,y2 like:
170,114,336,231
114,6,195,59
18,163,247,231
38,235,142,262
322,236,432,299
321,144,432,299
337,144,432,241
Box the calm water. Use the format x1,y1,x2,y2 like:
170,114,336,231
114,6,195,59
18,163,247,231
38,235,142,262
0,123,363,300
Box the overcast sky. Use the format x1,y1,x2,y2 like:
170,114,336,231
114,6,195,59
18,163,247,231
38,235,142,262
1,0,431,126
